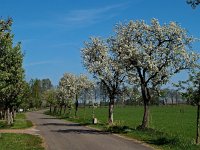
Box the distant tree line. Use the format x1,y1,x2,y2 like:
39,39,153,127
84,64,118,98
20,78,53,110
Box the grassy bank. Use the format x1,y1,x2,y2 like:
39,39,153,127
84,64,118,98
0,133,44,150
0,113,32,129
46,105,200,150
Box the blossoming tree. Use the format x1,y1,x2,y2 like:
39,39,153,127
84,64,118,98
74,74,94,117
111,19,199,129
81,37,126,124
58,73,76,115
58,73,94,117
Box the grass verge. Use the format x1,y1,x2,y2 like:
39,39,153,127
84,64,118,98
0,113,33,129
0,133,44,150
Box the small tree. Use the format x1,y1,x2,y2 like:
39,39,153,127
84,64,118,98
111,19,199,129
176,70,200,144
82,38,126,124
58,73,76,115
43,89,57,113
58,73,94,117
29,79,43,108
75,74,94,117
41,78,53,93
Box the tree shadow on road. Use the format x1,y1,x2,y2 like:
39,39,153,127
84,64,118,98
42,123,82,126
51,129,110,135
40,117,57,120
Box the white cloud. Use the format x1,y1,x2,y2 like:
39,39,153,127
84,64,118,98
59,3,129,27
15,2,131,30
24,60,63,67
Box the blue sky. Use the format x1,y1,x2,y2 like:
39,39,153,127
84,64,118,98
0,0,200,86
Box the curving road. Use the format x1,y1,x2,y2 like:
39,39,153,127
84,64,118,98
27,111,153,150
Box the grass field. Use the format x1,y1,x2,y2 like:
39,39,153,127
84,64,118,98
0,113,33,129
0,133,44,150
47,105,200,150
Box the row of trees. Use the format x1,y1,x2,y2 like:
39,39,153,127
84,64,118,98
0,18,54,125
0,18,25,125
45,73,94,117
81,18,199,129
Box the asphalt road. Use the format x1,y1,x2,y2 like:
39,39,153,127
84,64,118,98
27,111,153,150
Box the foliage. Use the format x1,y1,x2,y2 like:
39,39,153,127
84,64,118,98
175,69,200,105
187,0,200,8
160,88,182,105
43,89,57,108
18,82,32,110
0,18,26,125
111,18,199,128
112,18,198,94
57,73,76,109
0,18,25,109
82,37,126,123
55,73,94,115
27,78,53,109
81,18,199,127
41,78,53,92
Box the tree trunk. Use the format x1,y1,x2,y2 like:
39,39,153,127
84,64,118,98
11,107,15,121
63,105,67,114
59,106,63,115
140,84,150,129
196,82,200,144
75,95,78,117
53,106,57,114
141,101,149,129
108,99,114,124
0,110,4,120
4,109,7,120
14,109,16,118
10,111,13,124
6,108,11,125
171,97,174,105
68,107,71,116
176,91,178,105
49,104,52,113
84,107,86,120
196,102,200,144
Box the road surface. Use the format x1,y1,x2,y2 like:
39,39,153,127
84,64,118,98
27,111,153,150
